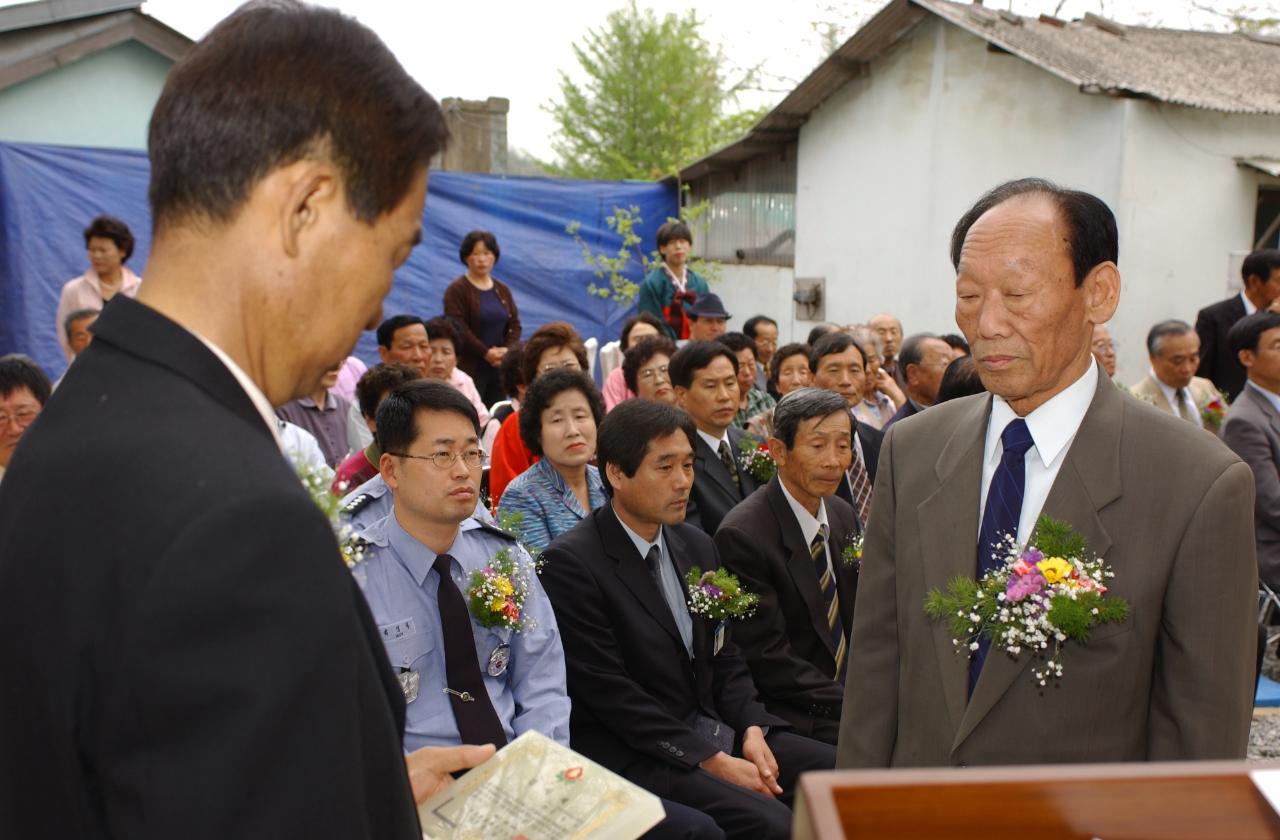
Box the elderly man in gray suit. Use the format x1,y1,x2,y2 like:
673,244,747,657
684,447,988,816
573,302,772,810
1223,311,1280,590
838,178,1257,768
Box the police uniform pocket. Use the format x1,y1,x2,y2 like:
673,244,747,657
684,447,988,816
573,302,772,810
384,631,436,671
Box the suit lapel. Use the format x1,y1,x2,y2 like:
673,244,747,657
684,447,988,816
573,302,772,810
917,394,991,734
727,427,759,496
767,481,836,658
1141,375,1174,414
1248,385,1280,438
695,434,741,500
953,376,1121,751
598,508,685,649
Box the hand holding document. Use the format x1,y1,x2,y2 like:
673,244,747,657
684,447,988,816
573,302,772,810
418,731,664,840
407,744,497,804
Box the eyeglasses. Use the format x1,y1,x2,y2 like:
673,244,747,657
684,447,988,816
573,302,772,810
538,360,580,375
0,408,38,428
638,364,670,381
1092,341,1117,353
389,448,488,470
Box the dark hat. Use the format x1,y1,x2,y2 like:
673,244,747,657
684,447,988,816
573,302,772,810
688,292,730,320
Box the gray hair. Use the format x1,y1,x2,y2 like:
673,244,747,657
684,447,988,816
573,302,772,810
772,387,852,449
63,307,99,338
898,332,939,369
846,325,883,360
1146,319,1194,356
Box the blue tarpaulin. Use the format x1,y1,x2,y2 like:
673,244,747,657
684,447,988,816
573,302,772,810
0,140,677,379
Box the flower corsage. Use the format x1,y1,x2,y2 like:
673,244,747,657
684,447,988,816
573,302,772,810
1202,396,1226,432
737,436,777,483
924,515,1129,686
298,463,369,571
467,548,538,632
841,533,864,569
685,566,759,620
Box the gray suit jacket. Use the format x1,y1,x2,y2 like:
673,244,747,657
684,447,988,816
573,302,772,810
837,372,1257,767
1222,383,1280,589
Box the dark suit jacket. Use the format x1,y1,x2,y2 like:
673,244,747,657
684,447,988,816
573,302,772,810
685,425,762,535
839,372,1257,768
834,420,883,515
882,398,923,431
715,479,859,736
1196,294,1248,400
0,298,419,838
1223,383,1280,589
539,506,786,778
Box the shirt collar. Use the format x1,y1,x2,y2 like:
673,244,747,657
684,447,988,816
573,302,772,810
1249,379,1280,415
190,331,282,449
1148,367,1187,411
696,427,730,454
298,392,335,411
778,477,829,547
1242,290,1258,316
613,506,664,561
987,359,1098,470
383,509,478,587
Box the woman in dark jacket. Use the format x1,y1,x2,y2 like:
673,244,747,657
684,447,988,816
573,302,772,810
442,230,522,405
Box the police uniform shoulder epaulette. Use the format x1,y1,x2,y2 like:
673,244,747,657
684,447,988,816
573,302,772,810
341,493,374,518
471,520,518,542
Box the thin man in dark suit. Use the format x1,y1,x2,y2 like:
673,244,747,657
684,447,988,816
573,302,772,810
1195,249,1280,401
0,6,487,837
808,331,882,525
540,400,835,840
671,340,762,535
715,389,861,744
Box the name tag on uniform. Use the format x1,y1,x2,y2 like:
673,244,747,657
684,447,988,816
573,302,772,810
380,618,416,642
398,669,420,704
713,620,727,656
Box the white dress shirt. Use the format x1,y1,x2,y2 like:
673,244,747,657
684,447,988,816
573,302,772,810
1149,367,1204,428
1249,380,1280,415
616,512,693,655
778,478,833,578
192,331,282,449
696,427,731,459
1243,290,1258,316
979,360,1098,545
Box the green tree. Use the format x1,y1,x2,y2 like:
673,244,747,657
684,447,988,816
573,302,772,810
546,2,764,181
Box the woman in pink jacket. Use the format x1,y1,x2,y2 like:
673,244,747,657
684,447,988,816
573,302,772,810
55,216,142,361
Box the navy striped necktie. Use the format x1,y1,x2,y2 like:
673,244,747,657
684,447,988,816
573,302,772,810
969,418,1035,695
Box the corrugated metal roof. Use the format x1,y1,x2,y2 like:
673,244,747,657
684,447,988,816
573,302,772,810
678,0,1280,182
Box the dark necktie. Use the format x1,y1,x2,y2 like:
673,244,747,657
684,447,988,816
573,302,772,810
969,419,1036,695
810,526,846,680
848,442,874,528
433,553,508,747
1174,387,1196,423
718,439,741,487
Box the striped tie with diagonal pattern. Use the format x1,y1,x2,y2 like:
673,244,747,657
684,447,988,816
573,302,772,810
848,443,874,528
810,524,846,680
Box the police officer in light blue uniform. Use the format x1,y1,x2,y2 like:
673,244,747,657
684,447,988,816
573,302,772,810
341,472,497,533
357,380,569,752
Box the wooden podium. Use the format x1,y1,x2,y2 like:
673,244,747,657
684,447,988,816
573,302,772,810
793,761,1280,839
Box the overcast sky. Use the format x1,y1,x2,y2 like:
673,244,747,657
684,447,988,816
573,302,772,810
129,0,1261,163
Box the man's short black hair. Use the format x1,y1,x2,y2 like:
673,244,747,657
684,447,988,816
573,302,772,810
423,316,463,351
769,343,811,389
771,388,851,450
518,370,605,457
742,315,778,340
655,220,693,249
619,312,666,350
717,332,758,362
596,399,696,498
376,380,479,457
950,177,1118,288
82,216,135,261
63,308,99,339
148,0,448,233
355,362,420,421
668,340,738,389
1228,311,1280,356
622,335,677,393
809,331,864,374
939,333,970,356
376,314,426,349
898,333,938,370
459,230,500,265
806,323,838,346
1243,249,1280,287
1146,319,1194,356
936,356,987,403
0,354,52,404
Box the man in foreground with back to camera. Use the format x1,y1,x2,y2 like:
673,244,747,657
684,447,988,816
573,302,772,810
839,178,1257,768
0,3,494,836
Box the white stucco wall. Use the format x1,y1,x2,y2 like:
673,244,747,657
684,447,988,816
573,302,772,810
794,15,1280,384
709,263,798,343
0,41,173,150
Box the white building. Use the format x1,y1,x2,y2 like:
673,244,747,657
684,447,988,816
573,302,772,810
681,0,1280,384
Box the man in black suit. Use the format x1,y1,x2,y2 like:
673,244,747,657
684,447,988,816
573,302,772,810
1196,249,1280,401
715,389,860,744
540,400,835,839
0,5,486,838
671,340,762,534
808,331,883,526
883,333,952,430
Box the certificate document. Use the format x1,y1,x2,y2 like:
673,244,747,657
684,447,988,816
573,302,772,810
419,731,665,840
